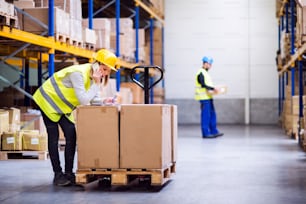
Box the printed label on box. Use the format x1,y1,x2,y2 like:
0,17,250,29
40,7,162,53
31,138,39,145
6,137,15,144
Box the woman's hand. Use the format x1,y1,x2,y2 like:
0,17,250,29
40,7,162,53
92,67,102,84
103,96,118,105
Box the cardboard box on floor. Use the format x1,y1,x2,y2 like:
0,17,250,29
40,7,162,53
76,105,119,169
1,132,22,151
22,131,47,151
120,104,172,169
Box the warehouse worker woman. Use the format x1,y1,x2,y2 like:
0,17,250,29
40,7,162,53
33,49,118,186
195,56,223,138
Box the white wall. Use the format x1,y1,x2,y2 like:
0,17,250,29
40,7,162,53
164,0,278,99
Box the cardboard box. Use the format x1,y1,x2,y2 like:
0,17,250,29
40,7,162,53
76,105,119,169
95,29,111,49
82,27,96,44
23,7,70,36
14,0,35,8
21,112,46,134
1,132,22,151
215,85,228,95
171,105,178,163
119,87,133,104
82,18,111,30
120,104,172,169
34,0,82,19
7,107,21,125
22,132,47,151
0,110,9,135
120,82,144,104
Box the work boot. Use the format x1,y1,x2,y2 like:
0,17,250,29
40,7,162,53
53,172,71,186
215,132,224,137
202,134,217,139
64,172,76,185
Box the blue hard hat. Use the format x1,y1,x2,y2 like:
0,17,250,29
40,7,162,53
202,56,213,64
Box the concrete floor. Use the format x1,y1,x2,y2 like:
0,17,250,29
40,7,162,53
1,125,306,204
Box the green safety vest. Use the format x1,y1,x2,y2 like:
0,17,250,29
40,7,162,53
194,68,213,100
33,63,92,123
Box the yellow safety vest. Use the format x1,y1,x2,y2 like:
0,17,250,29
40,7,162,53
194,68,213,100
33,63,92,123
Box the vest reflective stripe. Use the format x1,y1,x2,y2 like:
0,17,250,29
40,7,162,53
33,64,92,122
50,77,75,110
194,68,213,100
39,86,63,114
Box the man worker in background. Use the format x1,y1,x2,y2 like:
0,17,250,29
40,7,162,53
194,56,224,138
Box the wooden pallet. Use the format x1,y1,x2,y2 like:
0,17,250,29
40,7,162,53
76,162,176,187
55,33,70,44
83,43,95,51
0,151,48,160
0,14,17,28
69,39,83,48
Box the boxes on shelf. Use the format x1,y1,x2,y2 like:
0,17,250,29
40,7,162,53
110,33,134,60
82,18,111,30
120,82,144,104
34,0,82,20
110,18,135,59
76,105,119,169
82,18,111,49
70,18,82,44
120,104,172,169
0,0,15,17
82,27,96,45
22,7,70,37
13,0,35,9
119,87,133,104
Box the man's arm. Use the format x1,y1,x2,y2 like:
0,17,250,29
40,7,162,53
198,72,214,90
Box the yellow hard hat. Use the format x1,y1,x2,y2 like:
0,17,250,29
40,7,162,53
93,49,118,72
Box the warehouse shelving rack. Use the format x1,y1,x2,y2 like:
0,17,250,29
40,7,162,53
82,0,165,103
276,0,306,148
0,0,164,106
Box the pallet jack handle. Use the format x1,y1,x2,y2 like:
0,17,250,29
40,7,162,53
130,65,164,104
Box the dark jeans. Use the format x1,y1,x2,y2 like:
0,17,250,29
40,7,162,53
41,111,76,174
200,99,219,136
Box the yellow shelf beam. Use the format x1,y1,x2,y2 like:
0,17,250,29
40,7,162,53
0,26,94,59
134,0,164,25
117,58,139,69
0,26,143,69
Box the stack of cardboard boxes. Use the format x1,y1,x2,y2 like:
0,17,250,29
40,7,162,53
0,107,47,152
76,104,177,170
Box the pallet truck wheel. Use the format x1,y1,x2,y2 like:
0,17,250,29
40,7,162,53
98,177,111,188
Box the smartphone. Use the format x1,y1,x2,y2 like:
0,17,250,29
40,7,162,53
92,62,99,71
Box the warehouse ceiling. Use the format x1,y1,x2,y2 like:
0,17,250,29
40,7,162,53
81,0,154,28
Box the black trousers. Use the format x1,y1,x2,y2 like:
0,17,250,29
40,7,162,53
41,111,76,174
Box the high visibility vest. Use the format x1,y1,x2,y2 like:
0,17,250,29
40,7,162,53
33,63,92,123
194,68,213,100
